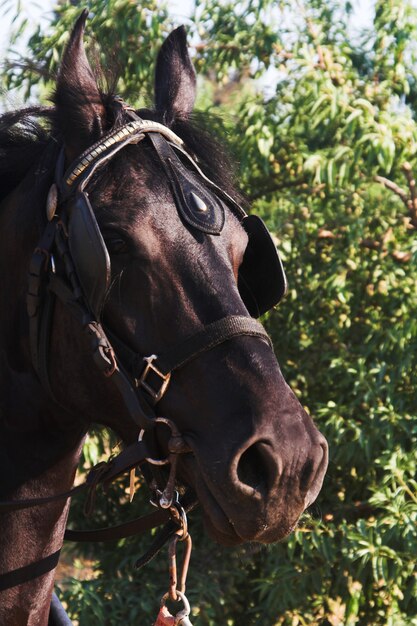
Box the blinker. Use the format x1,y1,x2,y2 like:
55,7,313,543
238,215,287,317
148,133,225,235
67,191,111,318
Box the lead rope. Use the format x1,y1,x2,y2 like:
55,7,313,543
153,502,194,626
138,418,194,625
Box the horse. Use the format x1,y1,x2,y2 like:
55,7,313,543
0,10,328,625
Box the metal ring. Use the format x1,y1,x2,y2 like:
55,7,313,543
138,417,181,466
138,428,169,466
160,590,191,614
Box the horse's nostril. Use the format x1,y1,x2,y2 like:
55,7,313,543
236,442,271,496
299,458,315,493
302,440,329,505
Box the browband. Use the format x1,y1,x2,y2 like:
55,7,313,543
60,117,243,205
60,119,186,192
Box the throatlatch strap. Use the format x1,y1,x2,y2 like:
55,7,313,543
0,440,150,513
64,489,198,547
64,508,170,543
132,315,272,378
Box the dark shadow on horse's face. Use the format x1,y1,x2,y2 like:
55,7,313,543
44,13,328,546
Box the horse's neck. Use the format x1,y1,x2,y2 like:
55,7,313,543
0,427,84,626
0,313,86,624
0,183,86,624
0,166,85,483
0,362,85,625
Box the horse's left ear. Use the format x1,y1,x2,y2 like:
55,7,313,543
54,9,106,163
155,25,196,125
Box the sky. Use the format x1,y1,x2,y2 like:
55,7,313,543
0,0,196,53
0,0,375,53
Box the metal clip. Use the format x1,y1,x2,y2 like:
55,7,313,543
139,417,191,508
168,532,192,602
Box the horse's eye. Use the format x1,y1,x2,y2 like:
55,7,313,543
105,237,128,254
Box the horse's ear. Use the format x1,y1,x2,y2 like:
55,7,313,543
155,25,196,125
54,9,106,163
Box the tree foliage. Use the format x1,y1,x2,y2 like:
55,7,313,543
2,1,417,624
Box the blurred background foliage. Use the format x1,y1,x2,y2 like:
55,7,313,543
1,0,417,624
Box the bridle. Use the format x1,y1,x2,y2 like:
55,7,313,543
1,107,287,608
28,113,284,426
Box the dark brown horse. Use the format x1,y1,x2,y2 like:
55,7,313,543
0,12,328,625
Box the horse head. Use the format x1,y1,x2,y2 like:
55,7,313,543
5,12,328,549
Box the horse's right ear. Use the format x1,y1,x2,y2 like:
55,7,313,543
155,25,196,125
54,10,106,163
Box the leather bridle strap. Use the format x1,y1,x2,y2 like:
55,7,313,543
0,440,150,513
135,315,271,378
64,489,197,544
29,240,156,431
105,315,271,405
0,550,61,592
50,290,154,429
0,435,197,567
63,509,169,543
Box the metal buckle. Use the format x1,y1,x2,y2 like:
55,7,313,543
136,355,171,403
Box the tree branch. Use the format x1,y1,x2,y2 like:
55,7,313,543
402,162,417,228
374,175,409,208
375,168,417,229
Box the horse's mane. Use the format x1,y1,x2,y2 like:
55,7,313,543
0,94,244,206
0,107,53,201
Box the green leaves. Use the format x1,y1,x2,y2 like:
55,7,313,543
3,0,171,104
